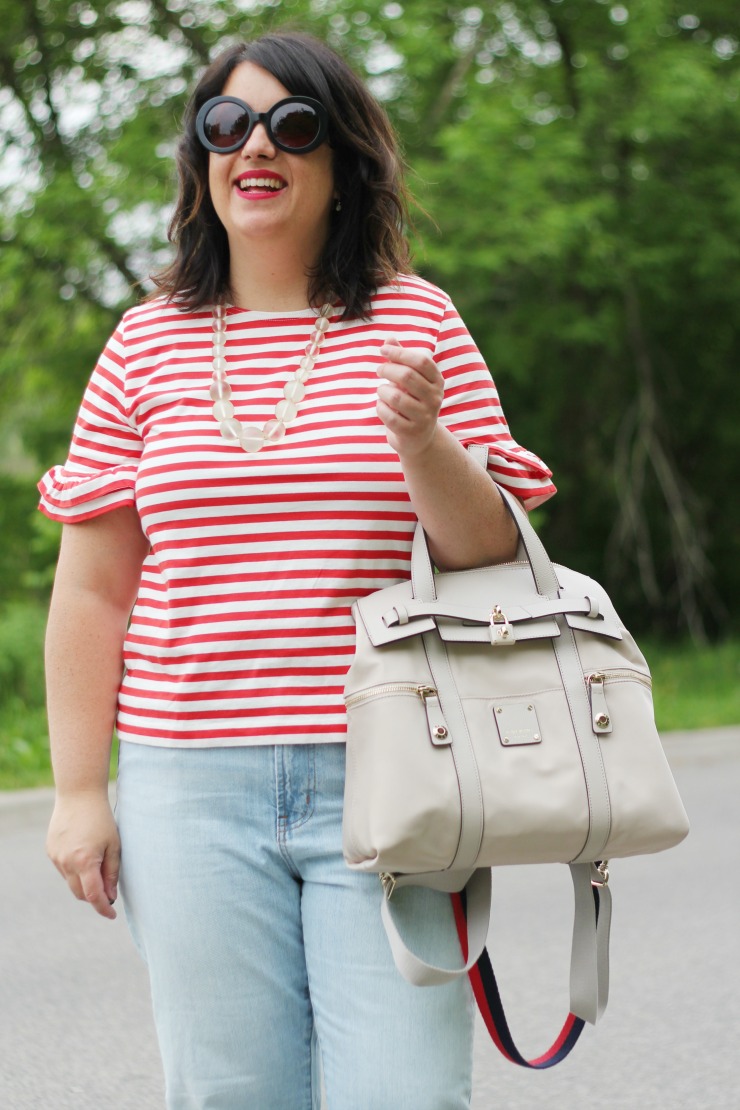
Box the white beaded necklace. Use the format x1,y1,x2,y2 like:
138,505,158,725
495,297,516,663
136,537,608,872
210,301,333,452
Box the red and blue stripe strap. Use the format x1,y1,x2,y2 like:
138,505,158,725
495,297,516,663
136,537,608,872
451,884,601,1068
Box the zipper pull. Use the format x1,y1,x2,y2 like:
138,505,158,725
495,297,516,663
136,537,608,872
587,672,613,734
417,685,452,746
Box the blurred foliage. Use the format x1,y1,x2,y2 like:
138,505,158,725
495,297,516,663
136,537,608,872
646,636,740,731
406,0,740,642
0,599,50,787
1,1,739,675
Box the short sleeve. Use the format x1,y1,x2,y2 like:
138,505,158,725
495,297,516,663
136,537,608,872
37,321,143,523
434,299,556,510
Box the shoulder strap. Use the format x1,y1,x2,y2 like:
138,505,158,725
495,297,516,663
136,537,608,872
451,867,611,1068
382,862,611,1026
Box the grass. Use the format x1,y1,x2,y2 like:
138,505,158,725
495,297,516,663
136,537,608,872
644,638,740,732
0,699,119,790
0,631,737,791
0,700,56,790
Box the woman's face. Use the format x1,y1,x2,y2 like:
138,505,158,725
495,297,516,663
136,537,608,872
207,61,336,265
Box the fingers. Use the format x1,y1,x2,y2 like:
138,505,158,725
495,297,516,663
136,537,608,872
376,338,443,413
79,863,118,920
378,338,443,392
58,849,119,920
101,843,120,907
376,338,443,455
376,381,429,421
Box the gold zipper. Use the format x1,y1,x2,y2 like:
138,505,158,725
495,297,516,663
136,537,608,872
586,669,651,734
344,683,437,709
345,683,452,746
587,669,652,690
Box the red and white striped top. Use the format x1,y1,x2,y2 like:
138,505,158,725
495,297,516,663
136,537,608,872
38,275,556,748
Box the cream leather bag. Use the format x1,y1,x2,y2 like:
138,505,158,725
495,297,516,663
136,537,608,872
342,455,689,1027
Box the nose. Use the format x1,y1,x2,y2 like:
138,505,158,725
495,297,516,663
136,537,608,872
239,120,275,158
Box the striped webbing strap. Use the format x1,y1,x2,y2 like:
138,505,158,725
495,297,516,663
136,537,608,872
450,884,604,1069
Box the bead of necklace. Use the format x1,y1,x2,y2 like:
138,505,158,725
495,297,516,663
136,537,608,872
210,302,333,452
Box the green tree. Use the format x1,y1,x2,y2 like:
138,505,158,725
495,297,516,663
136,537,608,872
406,0,740,639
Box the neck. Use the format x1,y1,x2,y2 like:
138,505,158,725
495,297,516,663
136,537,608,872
226,237,325,312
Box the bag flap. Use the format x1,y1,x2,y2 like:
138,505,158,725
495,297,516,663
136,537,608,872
354,562,623,647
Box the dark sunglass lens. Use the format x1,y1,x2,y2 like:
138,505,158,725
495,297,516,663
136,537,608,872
271,104,320,149
204,102,250,149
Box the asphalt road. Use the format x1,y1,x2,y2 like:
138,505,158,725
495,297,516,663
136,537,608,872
1,728,738,1110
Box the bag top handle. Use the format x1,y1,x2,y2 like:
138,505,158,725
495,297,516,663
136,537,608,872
410,446,561,602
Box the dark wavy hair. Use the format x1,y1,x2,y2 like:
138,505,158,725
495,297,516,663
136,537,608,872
150,32,413,318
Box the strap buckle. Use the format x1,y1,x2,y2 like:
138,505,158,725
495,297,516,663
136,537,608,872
591,860,610,887
380,872,397,900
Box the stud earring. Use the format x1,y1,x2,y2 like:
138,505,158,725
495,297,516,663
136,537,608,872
334,198,342,212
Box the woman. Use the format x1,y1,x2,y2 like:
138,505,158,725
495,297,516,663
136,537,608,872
40,31,555,1110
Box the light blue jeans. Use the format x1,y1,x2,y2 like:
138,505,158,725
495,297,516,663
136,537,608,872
116,741,474,1109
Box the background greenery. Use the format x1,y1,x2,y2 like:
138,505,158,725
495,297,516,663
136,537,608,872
1,0,738,787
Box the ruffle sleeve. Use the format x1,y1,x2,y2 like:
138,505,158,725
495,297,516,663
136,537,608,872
461,439,555,511
38,461,138,523
37,321,143,523
434,298,556,510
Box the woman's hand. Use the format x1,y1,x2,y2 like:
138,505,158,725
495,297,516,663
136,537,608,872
46,791,120,920
376,339,444,458
375,338,519,570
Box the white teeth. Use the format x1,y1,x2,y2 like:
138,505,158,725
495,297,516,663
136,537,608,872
237,178,283,190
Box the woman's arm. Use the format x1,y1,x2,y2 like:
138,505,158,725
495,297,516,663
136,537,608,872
376,340,520,570
45,505,149,919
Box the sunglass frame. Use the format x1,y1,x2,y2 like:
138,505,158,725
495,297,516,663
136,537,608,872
195,95,329,155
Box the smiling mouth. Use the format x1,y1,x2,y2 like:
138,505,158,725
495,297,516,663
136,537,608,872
235,177,285,193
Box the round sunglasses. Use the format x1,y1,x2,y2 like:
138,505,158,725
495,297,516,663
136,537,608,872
195,95,329,155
